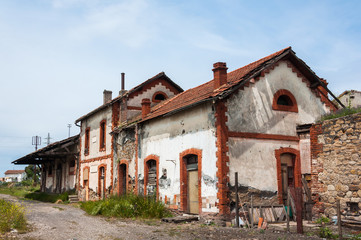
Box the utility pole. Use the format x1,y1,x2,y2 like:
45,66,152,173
32,136,41,151
68,124,72,138
44,133,52,145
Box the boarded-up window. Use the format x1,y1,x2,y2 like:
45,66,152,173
83,168,89,181
146,160,157,196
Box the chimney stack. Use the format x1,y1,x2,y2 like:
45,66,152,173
119,73,126,96
213,62,228,89
121,72,125,90
103,90,112,104
141,98,151,119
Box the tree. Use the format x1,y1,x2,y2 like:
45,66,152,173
24,165,41,183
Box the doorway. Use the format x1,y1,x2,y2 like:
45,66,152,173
55,164,62,193
119,164,127,195
145,160,157,196
280,153,295,203
99,167,105,200
185,154,199,214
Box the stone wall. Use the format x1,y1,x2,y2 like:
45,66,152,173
310,112,361,218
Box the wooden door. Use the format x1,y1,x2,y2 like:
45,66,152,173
187,170,199,214
119,164,127,195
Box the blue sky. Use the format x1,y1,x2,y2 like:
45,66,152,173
0,0,360,177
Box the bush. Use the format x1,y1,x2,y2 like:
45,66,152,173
80,194,172,219
0,199,27,233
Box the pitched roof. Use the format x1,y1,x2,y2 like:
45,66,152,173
5,170,25,175
75,72,183,124
12,135,79,165
141,47,292,121
140,47,341,122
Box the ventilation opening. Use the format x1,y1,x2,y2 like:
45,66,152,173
154,93,166,101
277,95,293,106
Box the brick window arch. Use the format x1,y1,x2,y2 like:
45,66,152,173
152,91,168,103
275,147,301,204
272,89,298,113
144,155,159,198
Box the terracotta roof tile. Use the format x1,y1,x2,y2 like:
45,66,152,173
142,47,291,121
5,170,25,175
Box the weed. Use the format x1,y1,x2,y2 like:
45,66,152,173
0,199,27,233
320,107,361,122
316,216,337,239
260,229,265,234
80,194,172,219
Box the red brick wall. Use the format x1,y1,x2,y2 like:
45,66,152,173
215,100,230,215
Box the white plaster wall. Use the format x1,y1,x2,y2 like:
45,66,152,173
80,158,112,193
80,106,113,160
139,103,219,212
226,61,330,135
228,138,299,191
5,173,25,182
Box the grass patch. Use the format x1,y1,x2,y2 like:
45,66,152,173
320,107,361,121
24,191,71,203
80,194,172,219
0,183,40,198
0,199,27,233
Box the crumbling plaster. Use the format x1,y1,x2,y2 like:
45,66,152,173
226,61,330,192
138,102,219,212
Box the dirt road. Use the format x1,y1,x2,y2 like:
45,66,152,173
0,194,321,240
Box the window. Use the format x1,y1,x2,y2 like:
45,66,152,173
272,89,298,113
99,120,106,151
84,127,90,155
152,91,168,103
48,165,53,176
69,159,75,175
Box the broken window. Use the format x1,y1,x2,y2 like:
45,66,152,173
146,160,157,196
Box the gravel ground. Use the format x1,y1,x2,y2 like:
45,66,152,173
0,194,325,240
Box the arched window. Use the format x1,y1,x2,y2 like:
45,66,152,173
152,91,168,103
272,89,298,113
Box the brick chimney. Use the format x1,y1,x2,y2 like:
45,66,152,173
103,90,112,104
141,98,151,119
213,62,228,89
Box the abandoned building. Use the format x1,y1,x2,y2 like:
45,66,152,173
12,135,79,193
73,46,338,216
75,72,183,201
337,90,361,108
10,46,344,219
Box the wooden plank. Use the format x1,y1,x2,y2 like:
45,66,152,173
302,177,312,201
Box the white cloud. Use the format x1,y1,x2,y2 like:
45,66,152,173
68,0,157,47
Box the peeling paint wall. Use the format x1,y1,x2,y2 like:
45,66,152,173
138,102,219,212
226,61,331,194
113,128,137,194
79,105,113,198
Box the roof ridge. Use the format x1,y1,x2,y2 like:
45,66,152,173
227,47,291,78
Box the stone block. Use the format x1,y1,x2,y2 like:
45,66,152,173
327,185,335,191
350,185,359,191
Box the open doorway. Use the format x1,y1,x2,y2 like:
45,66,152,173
119,164,127,195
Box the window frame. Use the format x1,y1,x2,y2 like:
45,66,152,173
99,120,106,152
84,127,90,156
272,89,298,113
